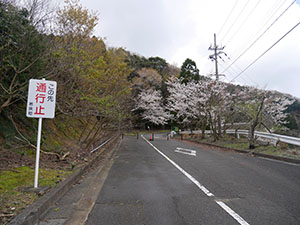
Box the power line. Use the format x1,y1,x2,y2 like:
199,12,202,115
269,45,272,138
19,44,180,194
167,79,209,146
218,0,239,37
219,60,259,86
222,0,296,74
229,0,287,58
224,0,263,46
219,62,248,84
229,64,259,86
229,20,300,82
220,0,251,43
250,0,290,43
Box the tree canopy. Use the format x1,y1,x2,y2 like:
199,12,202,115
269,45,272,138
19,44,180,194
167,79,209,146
0,1,48,113
179,58,200,84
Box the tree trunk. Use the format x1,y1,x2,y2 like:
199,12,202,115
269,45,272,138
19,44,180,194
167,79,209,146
82,119,99,145
200,119,206,139
248,124,256,149
248,96,265,149
78,117,91,144
209,113,218,141
223,123,227,136
217,114,222,138
85,124,103,151
201,129,205,139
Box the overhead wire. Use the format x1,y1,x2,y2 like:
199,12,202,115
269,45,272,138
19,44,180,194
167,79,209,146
218,0,239,37
219,61,258,86
228,0,288,59
224,0,263,46
222,0,297,74
231,64,259,86
220,0,251,43
250,0,289,44
229,19,300,82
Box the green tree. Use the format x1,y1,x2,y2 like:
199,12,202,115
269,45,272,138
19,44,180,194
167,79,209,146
126,54,169,80
236,88,294,149
52,0,100,116
0,1,48,113
284,101,300,130
148,57,168,75
53,0,132,146
56,0,98,40
179,58,200,84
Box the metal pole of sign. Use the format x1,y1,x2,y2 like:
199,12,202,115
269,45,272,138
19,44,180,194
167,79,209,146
34,117,43,188
34,77,45,188
27,78,57,188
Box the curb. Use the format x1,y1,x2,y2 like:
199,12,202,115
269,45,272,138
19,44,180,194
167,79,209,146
8,136,121,225
252,152,300,164
182,138,300,165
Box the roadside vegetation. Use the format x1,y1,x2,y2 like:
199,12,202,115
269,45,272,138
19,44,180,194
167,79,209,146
1,0,300,223
0,166,71,224
182,134,300,160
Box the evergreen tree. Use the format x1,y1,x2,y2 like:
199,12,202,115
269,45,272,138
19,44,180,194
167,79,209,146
0,1,47,113
179,58,200,84
148,56,168,75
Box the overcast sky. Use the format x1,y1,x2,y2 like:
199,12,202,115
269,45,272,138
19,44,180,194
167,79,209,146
79,0,300,98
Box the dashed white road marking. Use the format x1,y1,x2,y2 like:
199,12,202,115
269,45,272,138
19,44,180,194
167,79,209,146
142,135,250,225
175,147,196,156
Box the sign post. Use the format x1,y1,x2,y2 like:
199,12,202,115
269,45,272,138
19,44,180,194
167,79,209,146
35,117,42,188
26,79,57,188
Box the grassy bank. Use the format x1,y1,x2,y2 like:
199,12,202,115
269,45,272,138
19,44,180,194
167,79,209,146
184,134,300,160
0,166,72,224
0,108,115,224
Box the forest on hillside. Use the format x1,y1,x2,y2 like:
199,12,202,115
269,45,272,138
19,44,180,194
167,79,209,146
1,0,300,166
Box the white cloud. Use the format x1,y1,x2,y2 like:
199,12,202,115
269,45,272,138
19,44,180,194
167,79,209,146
81,0,300,97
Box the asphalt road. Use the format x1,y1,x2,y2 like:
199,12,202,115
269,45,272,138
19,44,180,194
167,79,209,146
85,133,300,225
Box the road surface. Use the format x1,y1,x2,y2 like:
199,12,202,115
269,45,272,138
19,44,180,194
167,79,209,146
84,133,300,225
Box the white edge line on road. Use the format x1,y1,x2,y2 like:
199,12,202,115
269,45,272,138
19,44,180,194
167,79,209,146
141,135,213,197
175,149,196,156
141,135,250,225
258,157,300,166
216,201,250,225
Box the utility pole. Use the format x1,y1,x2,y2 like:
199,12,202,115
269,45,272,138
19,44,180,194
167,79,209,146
208,33,227,139
208,33,226,80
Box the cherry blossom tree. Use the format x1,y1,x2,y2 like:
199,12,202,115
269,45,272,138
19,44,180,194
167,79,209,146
204,79,231,139
235,87,294,149
133,89,170,126
166,78,202,126
137,75,294,147
166,77,231,140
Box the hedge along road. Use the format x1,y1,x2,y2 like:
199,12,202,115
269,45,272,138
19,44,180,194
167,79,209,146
86,133,300,225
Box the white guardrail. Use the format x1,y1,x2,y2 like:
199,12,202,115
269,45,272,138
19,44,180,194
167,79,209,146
180,129,300,147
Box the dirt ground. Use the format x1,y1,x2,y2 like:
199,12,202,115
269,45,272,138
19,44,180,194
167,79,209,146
0,149,72,171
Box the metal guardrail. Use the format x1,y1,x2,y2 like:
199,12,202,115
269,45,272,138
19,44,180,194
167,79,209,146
90,136,115,153
180,129,300,147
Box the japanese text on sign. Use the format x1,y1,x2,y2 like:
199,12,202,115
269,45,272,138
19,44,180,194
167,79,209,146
26,79,57,118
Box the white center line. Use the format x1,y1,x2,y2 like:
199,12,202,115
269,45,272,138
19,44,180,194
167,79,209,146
142,135,250,225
